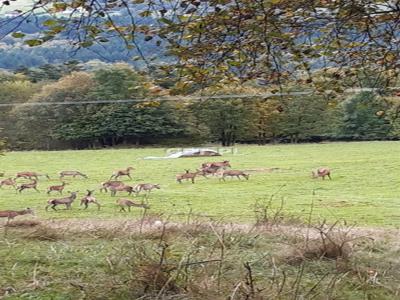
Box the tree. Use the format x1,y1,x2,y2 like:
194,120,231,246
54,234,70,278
340,92,391,140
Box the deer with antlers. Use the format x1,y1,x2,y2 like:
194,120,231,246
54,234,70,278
80,190,101,210
45,191,78,211
110,167,135,180
47,182,68,195
0,208,34,224
17,179,39,193
59,171,88,179
0,178,16,190
312,167,332,180
16,171,50,180
116,199,150,212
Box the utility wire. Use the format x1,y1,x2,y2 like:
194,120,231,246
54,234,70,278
0,86,396,107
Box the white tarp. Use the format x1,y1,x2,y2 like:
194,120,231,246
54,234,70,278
144,148,220,160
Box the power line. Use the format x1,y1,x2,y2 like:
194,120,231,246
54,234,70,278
0,91,313,107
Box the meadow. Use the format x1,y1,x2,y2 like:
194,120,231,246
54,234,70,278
1,141,400,227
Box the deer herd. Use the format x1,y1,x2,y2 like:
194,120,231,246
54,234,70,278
0,160,332,223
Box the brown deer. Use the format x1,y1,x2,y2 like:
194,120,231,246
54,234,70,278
100,180,125,193
312,167,332,180
110,167,135,180
0,178,17,190
16,171,50,180
109,184,135,196
116,198,150,212
80,190,101,210
176,169,204,184
134,183,160,194
47,182,68,194
200,165,222,177
201,160,231,169
17,179,39,193
59,171,88,179
219,170,249,181
45,191,78,211
0,208,34,223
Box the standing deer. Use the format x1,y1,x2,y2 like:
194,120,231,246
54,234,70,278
0,208,34,224
45,191,78,211
200,165,222,177
110,167,135,180
176,169,204,184
80,190,101,210
116,198,150,212
99,180,125,193
17,179,39,193
0,178,16,190
201,160,231,169
134,183,160,194
16,172,50,180
219,170,249,181
59,171,88,179
109,184,135,196
47,182,68,194
312,168,332,180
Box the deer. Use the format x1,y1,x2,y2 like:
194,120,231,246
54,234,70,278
201,160,231,169
17,179,39,193
116,198,150,212
45,191,78,211
80,190,101,210
59,171,88,179
16,171,50,180
0,177,17,190
219,170,249,181
134,183,160,194
200,165,223,177
109,184,135,197
99,180,125,193
110,167,135,180
176,169,204,184
312,167,332,180
0,208,34,224
47,182,68,194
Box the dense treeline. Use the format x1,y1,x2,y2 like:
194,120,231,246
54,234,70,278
1,63,400,150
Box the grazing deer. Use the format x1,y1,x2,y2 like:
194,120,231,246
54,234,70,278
45,191,78,211
0,208,34,223
312,168,332,180
47,182,68,195
134,183,160,194
100,180,125,193
201,160,231,169
16,171,50,180
116,198,150,212
17,179,39,193
59,171,88,179
110,167,135,180
80,190,101,210
219,170,249,181
0,178,16,190
109,184,135,197
176,169,203,184
200,165,222,177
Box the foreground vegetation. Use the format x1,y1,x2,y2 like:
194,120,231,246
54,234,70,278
1,217,399,299
1,142,400,227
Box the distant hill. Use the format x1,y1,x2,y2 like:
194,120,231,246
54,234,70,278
0,12,169,70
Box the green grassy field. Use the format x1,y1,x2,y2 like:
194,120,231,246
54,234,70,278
1,141,400,227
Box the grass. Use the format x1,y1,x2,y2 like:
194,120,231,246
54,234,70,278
1,141,400,226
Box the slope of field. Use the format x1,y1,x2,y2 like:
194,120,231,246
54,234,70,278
1,141,400,226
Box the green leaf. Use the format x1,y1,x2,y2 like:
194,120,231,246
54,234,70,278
42,19,59,27
24,39,43,47
11,32,25,38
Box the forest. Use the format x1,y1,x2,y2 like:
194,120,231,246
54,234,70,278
1,62,400,150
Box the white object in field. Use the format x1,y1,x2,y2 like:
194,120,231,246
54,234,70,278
144,148,221,160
